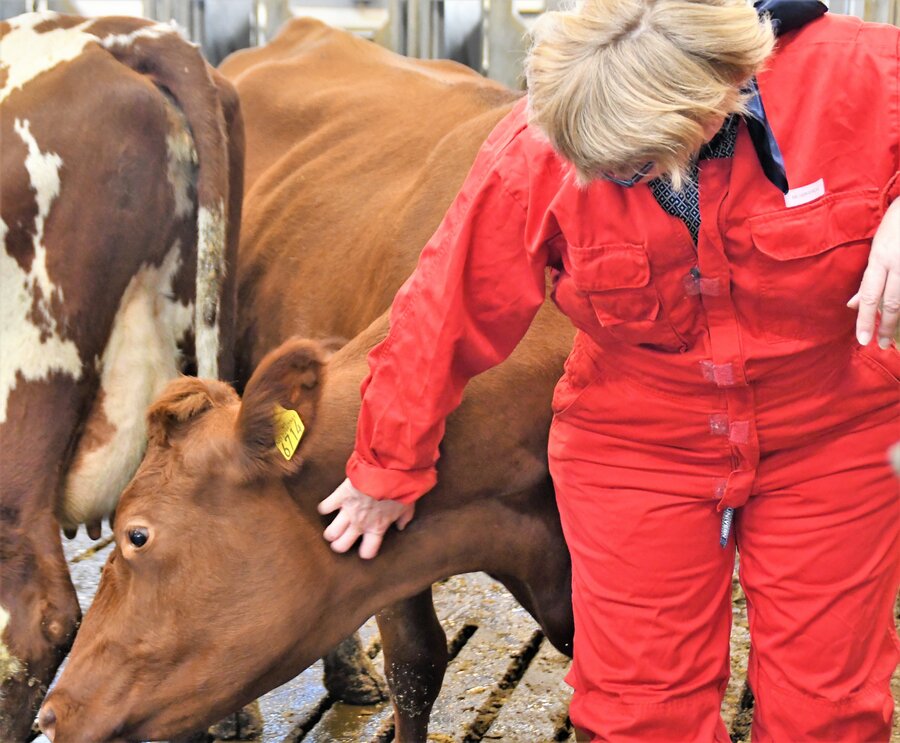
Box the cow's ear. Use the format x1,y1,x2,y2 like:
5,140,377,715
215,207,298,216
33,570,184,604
148,377,235,446
236,338,326,478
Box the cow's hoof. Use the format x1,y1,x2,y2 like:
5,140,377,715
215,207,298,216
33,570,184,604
325,672,388,705
1,661,53,743
323,634,388,704
208,702,263,740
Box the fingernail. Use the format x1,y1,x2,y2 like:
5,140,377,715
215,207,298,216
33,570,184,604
879,337,891,350
858,331,872,346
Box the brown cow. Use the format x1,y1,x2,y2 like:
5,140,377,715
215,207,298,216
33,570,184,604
40,323,575,742
218,18,523,369
0,12,242,739
223,18,532,705
40,19,575,742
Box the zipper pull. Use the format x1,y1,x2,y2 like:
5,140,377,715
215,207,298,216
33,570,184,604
719,507,734,548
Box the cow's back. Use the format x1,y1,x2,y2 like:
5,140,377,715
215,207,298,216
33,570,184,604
220,19,521,377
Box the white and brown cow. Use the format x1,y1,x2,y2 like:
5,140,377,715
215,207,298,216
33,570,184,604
39,20,573,742
0,13,242,739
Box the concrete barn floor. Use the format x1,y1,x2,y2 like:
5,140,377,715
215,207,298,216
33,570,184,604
32,529,899,742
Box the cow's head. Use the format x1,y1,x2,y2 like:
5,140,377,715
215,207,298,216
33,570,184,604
39,339,358,742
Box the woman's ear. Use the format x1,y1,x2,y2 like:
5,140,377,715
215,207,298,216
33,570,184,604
235,337,327,479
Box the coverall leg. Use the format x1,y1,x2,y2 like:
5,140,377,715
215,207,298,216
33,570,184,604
548,365,738,741
738,413,899,742
548,354,899,741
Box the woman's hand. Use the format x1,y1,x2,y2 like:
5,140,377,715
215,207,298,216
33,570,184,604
318,478,415,559
848,198,900,348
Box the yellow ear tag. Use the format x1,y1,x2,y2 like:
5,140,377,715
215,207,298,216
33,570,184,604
273,405,305,461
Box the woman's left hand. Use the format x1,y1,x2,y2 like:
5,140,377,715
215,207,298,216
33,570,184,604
318,478,415,559
848,198,900,348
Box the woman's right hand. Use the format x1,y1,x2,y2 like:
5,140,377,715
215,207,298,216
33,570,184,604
848,197,900,348
317,478,416,559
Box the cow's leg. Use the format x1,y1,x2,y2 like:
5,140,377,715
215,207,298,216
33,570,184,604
496,571,573,657
0,508,80,741
376,588,448,743
526,569,574,658
493,523,574,658
488,493,575,657
322,632,387,704
517,494,574,656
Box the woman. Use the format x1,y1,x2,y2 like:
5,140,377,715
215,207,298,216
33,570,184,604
319,0,900,738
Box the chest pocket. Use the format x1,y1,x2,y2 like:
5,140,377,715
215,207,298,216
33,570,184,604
565,243,686,350
749,189,880,344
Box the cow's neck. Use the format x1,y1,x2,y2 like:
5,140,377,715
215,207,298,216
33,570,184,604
276,496,492,673
276,350,502,663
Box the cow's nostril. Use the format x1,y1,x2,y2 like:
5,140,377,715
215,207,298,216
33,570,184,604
38,704,57,740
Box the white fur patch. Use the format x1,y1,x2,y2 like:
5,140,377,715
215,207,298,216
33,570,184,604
99,21,177,50
195,201,226,379
60,244,193,528
0,14,179,107
0,605,23,684
0,13,96,104
0,121,82,425
13,119,61,314
165,104,198,220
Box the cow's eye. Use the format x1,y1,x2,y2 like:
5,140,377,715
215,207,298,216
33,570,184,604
128,528,149,548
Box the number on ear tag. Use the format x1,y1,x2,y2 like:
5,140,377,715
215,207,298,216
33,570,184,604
273,405,305,461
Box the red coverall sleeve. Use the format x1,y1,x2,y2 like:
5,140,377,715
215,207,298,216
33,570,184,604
884,31,900,207
345,130,552,504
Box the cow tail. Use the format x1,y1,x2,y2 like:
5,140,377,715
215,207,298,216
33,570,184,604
102,25,231,379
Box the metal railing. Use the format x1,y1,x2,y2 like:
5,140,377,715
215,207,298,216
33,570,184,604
18,0,204,39
251,0,899,88
829,0,899,24
8,0,899,86
144,0,206,47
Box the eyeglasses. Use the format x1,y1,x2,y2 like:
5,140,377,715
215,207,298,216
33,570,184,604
601,161,653,188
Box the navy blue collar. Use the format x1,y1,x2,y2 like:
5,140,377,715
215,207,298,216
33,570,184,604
756,0,828,34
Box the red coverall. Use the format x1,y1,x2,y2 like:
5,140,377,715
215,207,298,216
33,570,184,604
347,14,900,740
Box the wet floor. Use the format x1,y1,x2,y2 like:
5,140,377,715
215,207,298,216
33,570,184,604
31,528,900,742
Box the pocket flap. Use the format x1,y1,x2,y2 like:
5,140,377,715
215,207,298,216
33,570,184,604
567,243,651,291
748,189,880,261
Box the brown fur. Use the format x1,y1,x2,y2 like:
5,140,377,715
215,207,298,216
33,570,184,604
219,18,521,378
69,390,116,455
147,377,238,447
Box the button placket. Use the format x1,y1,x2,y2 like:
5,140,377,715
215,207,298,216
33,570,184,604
708,415,751,444
696,154,759,546
700,360,738,387
683,267,722,297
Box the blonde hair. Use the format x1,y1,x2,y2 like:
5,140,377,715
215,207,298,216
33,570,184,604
525,0,775,188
